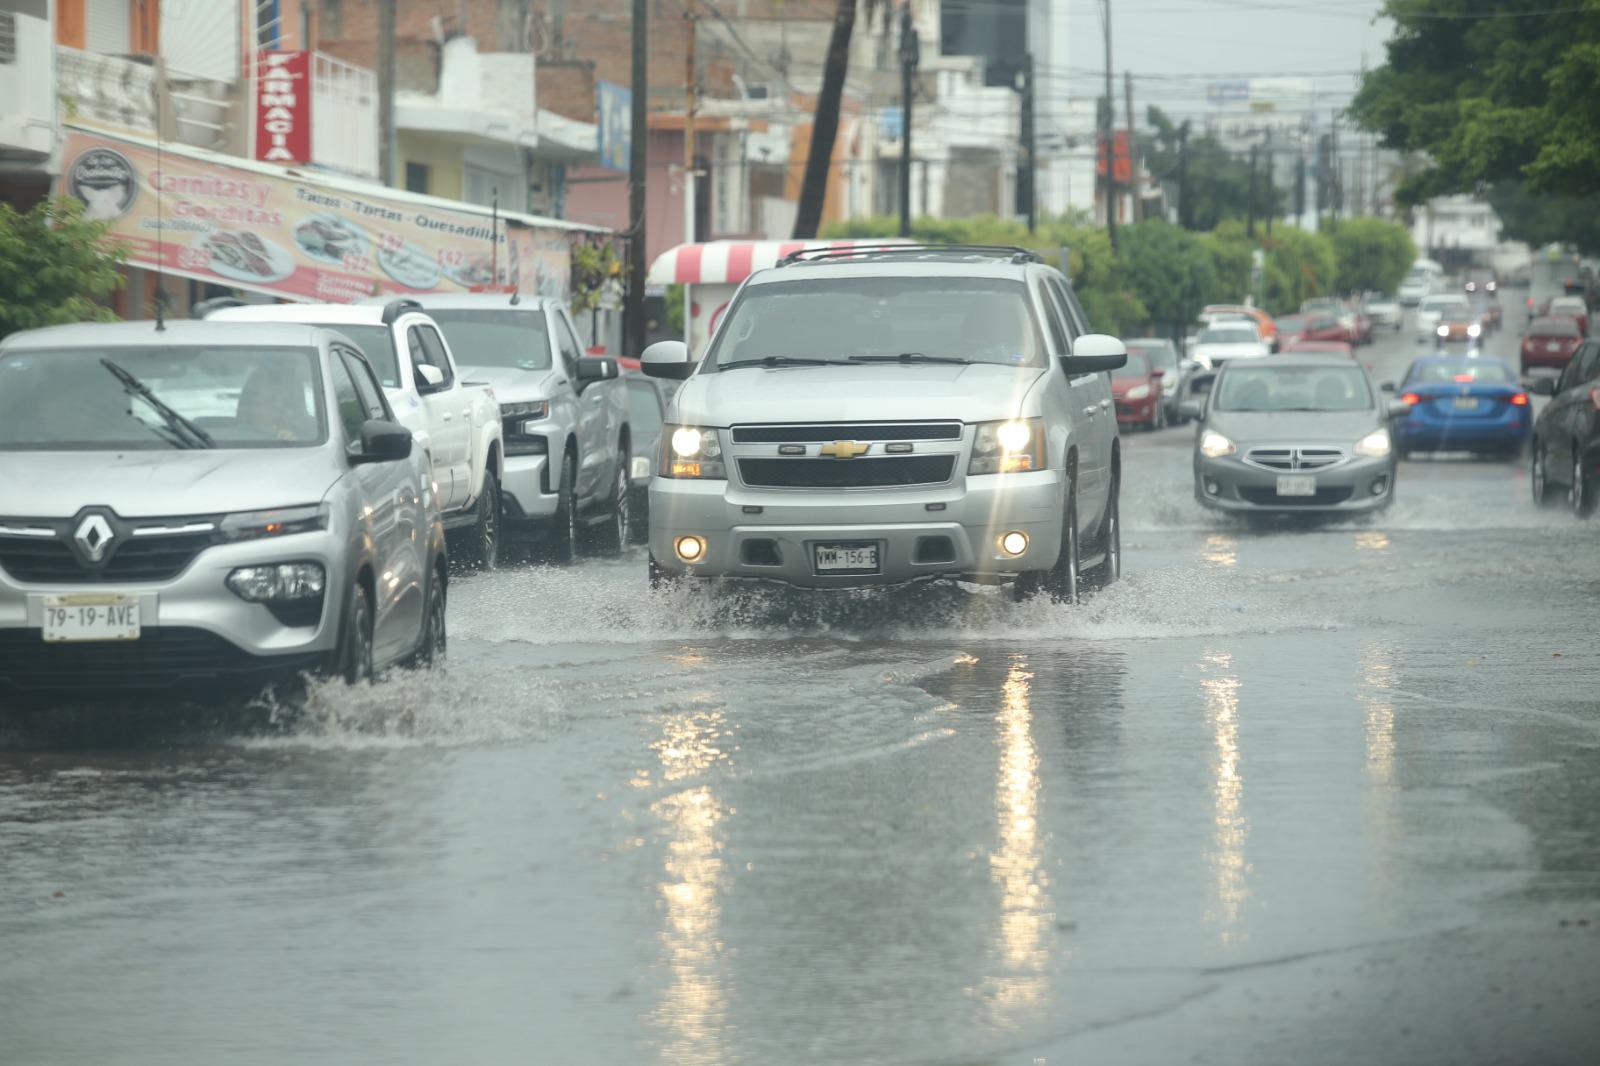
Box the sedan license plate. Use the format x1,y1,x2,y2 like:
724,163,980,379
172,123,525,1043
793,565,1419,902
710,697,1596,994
1453,396,1480,411
814,543,879,574
42,594,141,643
1548,341,1562,352
1275,474,1317,497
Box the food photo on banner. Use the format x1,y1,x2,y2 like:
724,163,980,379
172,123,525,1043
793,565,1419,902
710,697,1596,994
57,125,581,304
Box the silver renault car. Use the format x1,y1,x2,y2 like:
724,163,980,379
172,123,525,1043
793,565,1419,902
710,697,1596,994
0,321,448,703
641,244,1128,601
1184,352,1408,515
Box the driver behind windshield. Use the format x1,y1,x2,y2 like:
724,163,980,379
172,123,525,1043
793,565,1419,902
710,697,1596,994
237,363,317,442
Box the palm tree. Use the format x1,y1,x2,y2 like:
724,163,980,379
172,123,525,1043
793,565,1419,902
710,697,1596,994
792,0,884,239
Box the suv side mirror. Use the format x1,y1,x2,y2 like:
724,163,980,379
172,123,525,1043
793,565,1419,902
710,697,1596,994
642,340,694,380
575,356,619,387
415,362,446,391
1062,333,1127,375
1380,381,1396,393
1179,399,1203,421
1527,375,1557,397
353,419,413,464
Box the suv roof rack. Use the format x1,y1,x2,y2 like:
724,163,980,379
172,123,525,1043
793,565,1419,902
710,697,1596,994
777,243,1042,267
381,298,424,325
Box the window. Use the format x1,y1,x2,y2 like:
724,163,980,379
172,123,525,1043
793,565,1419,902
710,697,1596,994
339,349,388,420
1560,343,1597,393
0,12,16,65
1034,279,1068,354
416,328,454,390
627,379,664,435
322,0,344,38
427,309,553,370
405,162,429,195
553,314,584,379
328,354,368,444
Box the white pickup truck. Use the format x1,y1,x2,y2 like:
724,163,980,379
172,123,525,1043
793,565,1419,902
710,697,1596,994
208,300,505,567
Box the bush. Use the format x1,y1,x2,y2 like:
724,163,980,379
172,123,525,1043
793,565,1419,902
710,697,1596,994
1260,227,1338,316
1327,217,1416,295
0,197,125,341
1118,220,1218,339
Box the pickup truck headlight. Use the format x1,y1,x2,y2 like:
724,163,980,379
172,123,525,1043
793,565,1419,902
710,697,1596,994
662,424,726,479
219,504,328,541
1354,428,1392,458
969,418,1044,475
502,401,551,457
1199,430,1236,459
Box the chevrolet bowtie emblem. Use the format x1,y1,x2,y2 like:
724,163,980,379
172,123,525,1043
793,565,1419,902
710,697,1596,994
820,440,870,459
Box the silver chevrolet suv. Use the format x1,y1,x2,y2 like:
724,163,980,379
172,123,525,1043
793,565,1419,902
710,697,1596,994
640,244,1129,600
0,321,448,703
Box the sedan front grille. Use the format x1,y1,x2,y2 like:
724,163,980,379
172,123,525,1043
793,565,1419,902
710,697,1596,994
1243,447,1347,472
0,519,218,584
738,456,955,488
731,422,962,444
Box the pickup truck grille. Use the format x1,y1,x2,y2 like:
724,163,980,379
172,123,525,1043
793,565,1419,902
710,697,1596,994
738,456,955,488
731,422,962,444
0,519,218,584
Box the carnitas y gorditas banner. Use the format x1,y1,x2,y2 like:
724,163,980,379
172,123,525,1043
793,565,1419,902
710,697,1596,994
58,125,577,303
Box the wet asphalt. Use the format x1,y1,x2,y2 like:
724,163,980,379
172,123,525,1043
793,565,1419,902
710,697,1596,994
2,274,1598,1065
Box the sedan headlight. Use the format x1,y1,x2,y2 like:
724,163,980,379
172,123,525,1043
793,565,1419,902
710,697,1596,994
1436,325,1449,337
969,418,1045,475
662,424,726,479
1467,323,1481,337
219,504,328,541
1125,384,1151,401
1354,428,1392,458
1199,429,1236,459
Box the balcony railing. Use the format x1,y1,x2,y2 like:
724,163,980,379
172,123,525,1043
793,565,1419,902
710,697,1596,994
310,51,378,180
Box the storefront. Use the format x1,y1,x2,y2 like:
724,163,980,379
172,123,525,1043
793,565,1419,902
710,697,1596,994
56,124,609,318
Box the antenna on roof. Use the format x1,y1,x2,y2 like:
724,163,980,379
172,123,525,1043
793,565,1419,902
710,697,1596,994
490,186,500,289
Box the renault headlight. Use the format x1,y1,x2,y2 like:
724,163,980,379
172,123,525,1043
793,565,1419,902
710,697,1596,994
662,424,726,479
1436,325,1449,337
1467,323,1481,337
219,503,328,541
969,418,1045,475
1354,428,1392,457
1198,429,1236,459
1126,384,1151,401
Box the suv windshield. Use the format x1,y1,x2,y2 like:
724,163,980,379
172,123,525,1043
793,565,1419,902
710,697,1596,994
1198,327,1257,345
0,346,325,450
427,309,553,371
334,325,403,388
1215,365,1373,413
706,277,1045,369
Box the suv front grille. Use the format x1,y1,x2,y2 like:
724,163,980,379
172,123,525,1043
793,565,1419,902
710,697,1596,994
731,422,962,444
1243,447,1347,472
738,456,955,488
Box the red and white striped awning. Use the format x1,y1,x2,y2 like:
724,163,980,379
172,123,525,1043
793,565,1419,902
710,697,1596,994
647,239,909,286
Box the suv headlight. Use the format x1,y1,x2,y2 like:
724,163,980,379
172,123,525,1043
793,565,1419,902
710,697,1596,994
662,424,726,479
1354,428,1392,457
1199,429,1236,459
220,504,328,541
969,418,1044,475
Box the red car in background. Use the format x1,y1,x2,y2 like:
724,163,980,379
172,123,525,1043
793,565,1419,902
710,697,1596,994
1281,340,1356,358
1301,312,1350,343
1274,314,1307,348
1522,316,1584,374
1110,347,1167,430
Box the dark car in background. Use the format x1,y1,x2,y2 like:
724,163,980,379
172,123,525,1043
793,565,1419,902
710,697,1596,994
1530,338,1600,515
1434,307,1483,347
1522,316,1583,374
1394,356,1530,460
1464,268,1497,294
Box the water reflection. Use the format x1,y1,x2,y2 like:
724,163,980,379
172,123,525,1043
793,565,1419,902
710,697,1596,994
649,706,732,1065
1354,530,1392,554
1200,650,1250,942
982,657,1053,1021
1198,533,1239,568
1359,643,1400,894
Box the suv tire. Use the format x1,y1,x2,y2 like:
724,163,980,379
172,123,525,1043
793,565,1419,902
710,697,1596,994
1081,477,1121,592
1014,482,1079,604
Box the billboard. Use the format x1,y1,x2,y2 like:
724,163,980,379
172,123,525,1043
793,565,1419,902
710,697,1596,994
60,126,573,302
597,81,631,173
940,0,1027,88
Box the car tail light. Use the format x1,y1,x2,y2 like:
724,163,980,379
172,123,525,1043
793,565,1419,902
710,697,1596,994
1510,392,1529,406
1400,392,1422,406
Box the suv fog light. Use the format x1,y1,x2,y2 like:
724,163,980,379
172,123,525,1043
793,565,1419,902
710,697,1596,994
1205,479,1221,496
1370,477,1388,496
227,562,326,603
675,535,706,562
999,531,1028,557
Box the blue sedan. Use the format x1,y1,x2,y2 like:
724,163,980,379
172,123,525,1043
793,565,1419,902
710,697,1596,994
1393,356,1532,459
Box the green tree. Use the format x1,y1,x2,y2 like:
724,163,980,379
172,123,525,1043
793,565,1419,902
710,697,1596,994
1327,217,1416,295
0,198,125,341
1486,181,1600,254
1117,220,1217,339
1349,1,1600,201
1259,227,1338,316
1201,221,1257,305
1141,107,1283,230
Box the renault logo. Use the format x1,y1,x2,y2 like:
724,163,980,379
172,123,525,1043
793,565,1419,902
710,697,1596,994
820,440,870,459
74,514,115,563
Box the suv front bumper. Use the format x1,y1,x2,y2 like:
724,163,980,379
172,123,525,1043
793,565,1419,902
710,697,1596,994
0,530,345,697
648,470,1065,587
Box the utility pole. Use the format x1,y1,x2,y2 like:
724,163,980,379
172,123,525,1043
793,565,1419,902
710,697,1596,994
898,3,919,237
1124,69,1139,223
1294,151,1306,225
1018,53,1036,233
625,0,648,359
1102,0,1116,248
1176,121,1190,228
1263,132,1274,235
1246,144,1258,238
377,0,396,185
683,1,697,245
1330,113,1341,224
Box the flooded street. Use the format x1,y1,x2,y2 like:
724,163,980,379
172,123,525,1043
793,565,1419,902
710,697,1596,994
3,305,1599,1065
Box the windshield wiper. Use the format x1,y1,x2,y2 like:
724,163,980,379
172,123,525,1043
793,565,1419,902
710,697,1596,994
100,359,215,449
718,356,838,370
848,352,975,365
